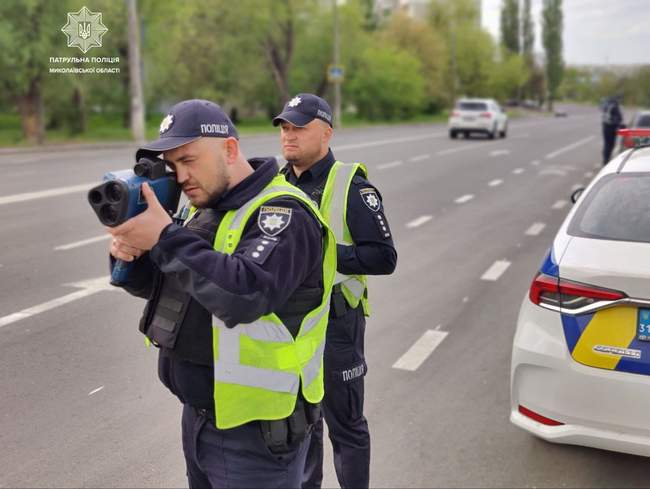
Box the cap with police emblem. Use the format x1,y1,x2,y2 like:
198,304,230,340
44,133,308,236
272,93,333,128
136,99,238,160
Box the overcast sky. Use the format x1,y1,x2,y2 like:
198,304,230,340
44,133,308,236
481,0,650,65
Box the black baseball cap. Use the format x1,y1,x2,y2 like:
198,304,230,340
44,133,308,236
272,93,333,128
136,99,238,160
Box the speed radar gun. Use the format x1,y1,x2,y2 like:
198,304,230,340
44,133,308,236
87,157,181,286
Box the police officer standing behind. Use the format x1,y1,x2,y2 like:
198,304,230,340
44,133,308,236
272,94,397,489
602,95,624,165
107,99,336,489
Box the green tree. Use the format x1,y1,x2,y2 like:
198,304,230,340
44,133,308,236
521,0,534,62
346,45,425,119
380,13,447,110
0,0,67,143
500,0,520,55
542,0,564,111
454,25,496,98
490,54,530,101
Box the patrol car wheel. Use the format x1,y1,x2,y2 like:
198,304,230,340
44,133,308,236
450,130,458,139
500,124,508,138
488,125,496,139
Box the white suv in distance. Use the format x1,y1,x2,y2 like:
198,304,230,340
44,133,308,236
448,98,508,139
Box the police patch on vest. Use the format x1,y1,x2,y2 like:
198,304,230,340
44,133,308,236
360,188,381,212
258,206,292,236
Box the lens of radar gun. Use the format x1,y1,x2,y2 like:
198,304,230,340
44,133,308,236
88,189,103,205
100,204,119,226
105,182,123,203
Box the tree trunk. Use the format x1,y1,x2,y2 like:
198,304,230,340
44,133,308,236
16,78,44,145
71,86,87,134
126,0,145,143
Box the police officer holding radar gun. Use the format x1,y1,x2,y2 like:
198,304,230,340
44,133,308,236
602,95,624,165
106,99,336,489
273,94,398,489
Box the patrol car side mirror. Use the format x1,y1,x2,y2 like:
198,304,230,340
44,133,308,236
570,188,585,204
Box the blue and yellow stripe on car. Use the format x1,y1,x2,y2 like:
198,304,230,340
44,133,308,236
562,307,650,375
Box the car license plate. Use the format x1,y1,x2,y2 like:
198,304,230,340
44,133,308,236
637,308,650,341
463,116,475,122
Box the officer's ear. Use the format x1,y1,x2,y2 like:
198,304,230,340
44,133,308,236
321,122,333,144
223,137,240,165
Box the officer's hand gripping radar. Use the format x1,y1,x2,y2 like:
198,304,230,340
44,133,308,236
87,157,181,286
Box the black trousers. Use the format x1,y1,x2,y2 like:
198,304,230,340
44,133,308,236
302,304,370,489
182,404,310,489
603,123,618,165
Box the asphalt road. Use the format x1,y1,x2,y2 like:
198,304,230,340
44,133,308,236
2,105,648,488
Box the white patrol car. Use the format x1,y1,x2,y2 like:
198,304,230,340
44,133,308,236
448,98,508,139
510,128,650,457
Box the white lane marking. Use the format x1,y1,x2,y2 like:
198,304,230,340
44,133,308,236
55,234,110,251
525,222,546,236
490,149,510,157
512,168,525,174
545,135,595,159
539,168,568,177
410,154,430,162
406,215,433,228
0,276,115,329
488,179,503,187
481,260,511,281
333,132,444,152
88,386,104,396
378,160,403,170
584,171,594,178
392,329,449,371
552,200,568,209
454,194,474,204
530,160,540,166
436,140,502,156
462,296,469,303
0,182,95,206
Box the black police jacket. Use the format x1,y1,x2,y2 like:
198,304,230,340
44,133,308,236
114,158,325,410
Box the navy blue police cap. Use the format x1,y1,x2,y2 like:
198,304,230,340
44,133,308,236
136,99,238,160
272,93,333,128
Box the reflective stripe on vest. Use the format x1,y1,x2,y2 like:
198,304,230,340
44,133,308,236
209,174,335,429
320,161,369,313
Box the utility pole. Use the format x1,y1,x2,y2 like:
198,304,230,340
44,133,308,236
333,0,341,128
126,0,145,143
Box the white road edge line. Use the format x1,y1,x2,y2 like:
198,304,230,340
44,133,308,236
392,329,449,371
525,222,546,236
0,182,96,206
545,135,595,160
490,149,510,157
488,179,503,187
406,215,433,228
55,234,110,251
377,161,403,170
512,168,525,174
481,260,512,281
552,200,568,209
333,132,445,152
530,160,540,166
0,276,116,329
454,194,474,204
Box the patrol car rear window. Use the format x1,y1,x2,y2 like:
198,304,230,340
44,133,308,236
458,102,488,111
568,173,650,243
635,114,650,127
